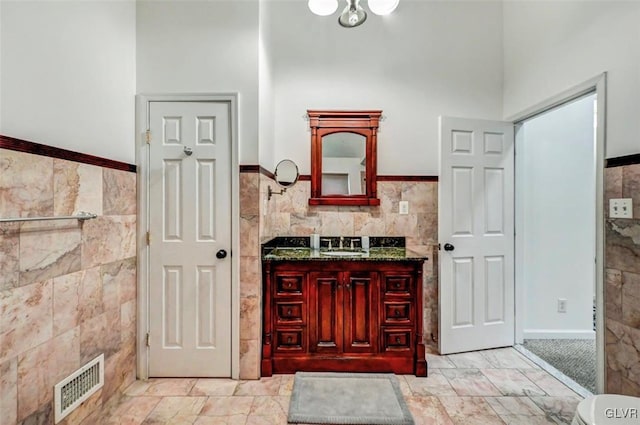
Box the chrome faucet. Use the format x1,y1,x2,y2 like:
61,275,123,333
321,238,333,250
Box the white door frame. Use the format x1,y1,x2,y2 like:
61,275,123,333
507,73,606,394
135,93,240,380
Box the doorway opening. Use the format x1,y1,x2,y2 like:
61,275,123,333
514,92,598,395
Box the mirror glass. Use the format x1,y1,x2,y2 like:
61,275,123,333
321,132,366,195
274,159,299,188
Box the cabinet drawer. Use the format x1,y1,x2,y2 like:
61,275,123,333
274,329,306,353
275,274,304,296
383,275,412,296
382,328,413,352
383,302,412,324
275,301,305,325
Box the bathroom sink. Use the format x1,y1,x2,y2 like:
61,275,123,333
320,250,364,257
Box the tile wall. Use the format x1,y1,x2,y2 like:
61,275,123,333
0,149,137,424
259,176,440,353
604,162,640,396
238,172,263,379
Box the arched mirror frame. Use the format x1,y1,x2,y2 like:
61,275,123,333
308,110,382,206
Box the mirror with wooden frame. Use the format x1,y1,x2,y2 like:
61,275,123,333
308,110,382,206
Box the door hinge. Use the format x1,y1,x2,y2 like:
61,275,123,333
146,231,151,245
145,130,152,144
146,333,150,347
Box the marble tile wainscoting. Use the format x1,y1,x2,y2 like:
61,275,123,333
239,171,263,379
259,174,440,353
604,160,640,396
0,147,137,425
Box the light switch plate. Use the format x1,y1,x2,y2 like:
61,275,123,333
399,201,409,215
610,198,633,219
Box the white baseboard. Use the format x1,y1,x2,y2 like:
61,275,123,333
523,329,596,340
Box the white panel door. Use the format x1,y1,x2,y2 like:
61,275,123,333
438,117,514,354
148,101,232,376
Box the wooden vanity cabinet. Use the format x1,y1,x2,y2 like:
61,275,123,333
261,260,427,376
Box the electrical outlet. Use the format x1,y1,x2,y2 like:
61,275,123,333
399,201,409,215
558,298,567,313
610,198,633,219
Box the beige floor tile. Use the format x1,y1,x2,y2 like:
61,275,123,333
191,379,239,396
450,414,505,425
499,414,557,425
193,415,248,425
89,353,585,425
244,414,287,425
396,375,414,397
404,396,454,425
277,375,294,396
249,396,289,416
440,369,502,396
446,352,493,369
131,379,198,396
520,370,580,397
480,348,539,369
426,354,456,369
481,369,546,396
200,396,255,416
234,377,282,396
95,395,162,425
142,396,207,424
405,373,457,396
483,396,546,416
438,396,498,417
528,396,581,424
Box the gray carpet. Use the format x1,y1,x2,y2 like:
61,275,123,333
523,339,596,393
288,372,414,425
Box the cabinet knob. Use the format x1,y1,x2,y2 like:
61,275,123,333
286,309,292,316
395,336,401,343
287,336,292,343
345,284,351,290
395,283,400,288
285,282,292,288
395,310,401,316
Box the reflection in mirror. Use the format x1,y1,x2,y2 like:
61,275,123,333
274,159,299,188
321,132,366,196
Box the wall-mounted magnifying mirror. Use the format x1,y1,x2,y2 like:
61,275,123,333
268,159,299,200
274,159,299,188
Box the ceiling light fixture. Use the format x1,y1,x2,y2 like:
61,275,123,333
307,0,338,16
308,0,399,28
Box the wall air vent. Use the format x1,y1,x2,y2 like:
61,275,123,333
54,354,104,423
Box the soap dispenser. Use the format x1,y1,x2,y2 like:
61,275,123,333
310,229,320,251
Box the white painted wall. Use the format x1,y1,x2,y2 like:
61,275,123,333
323,157,364,195
0,0,136,163
136,0,259,164
259,0,276,170
264,0,504,175
516,94,596,339
503,1,640,158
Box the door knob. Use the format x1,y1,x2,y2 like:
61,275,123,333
216,249,228,259
183,146,193,156
444,243,455,252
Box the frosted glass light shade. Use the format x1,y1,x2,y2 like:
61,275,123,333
367,0,399,15
308,0,339,16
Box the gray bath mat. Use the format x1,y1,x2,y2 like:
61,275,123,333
288,372,414,425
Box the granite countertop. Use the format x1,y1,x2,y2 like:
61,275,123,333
261,237,428,262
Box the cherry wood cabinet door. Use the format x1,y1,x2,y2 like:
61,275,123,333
343,271,379,353
308,271,343,354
